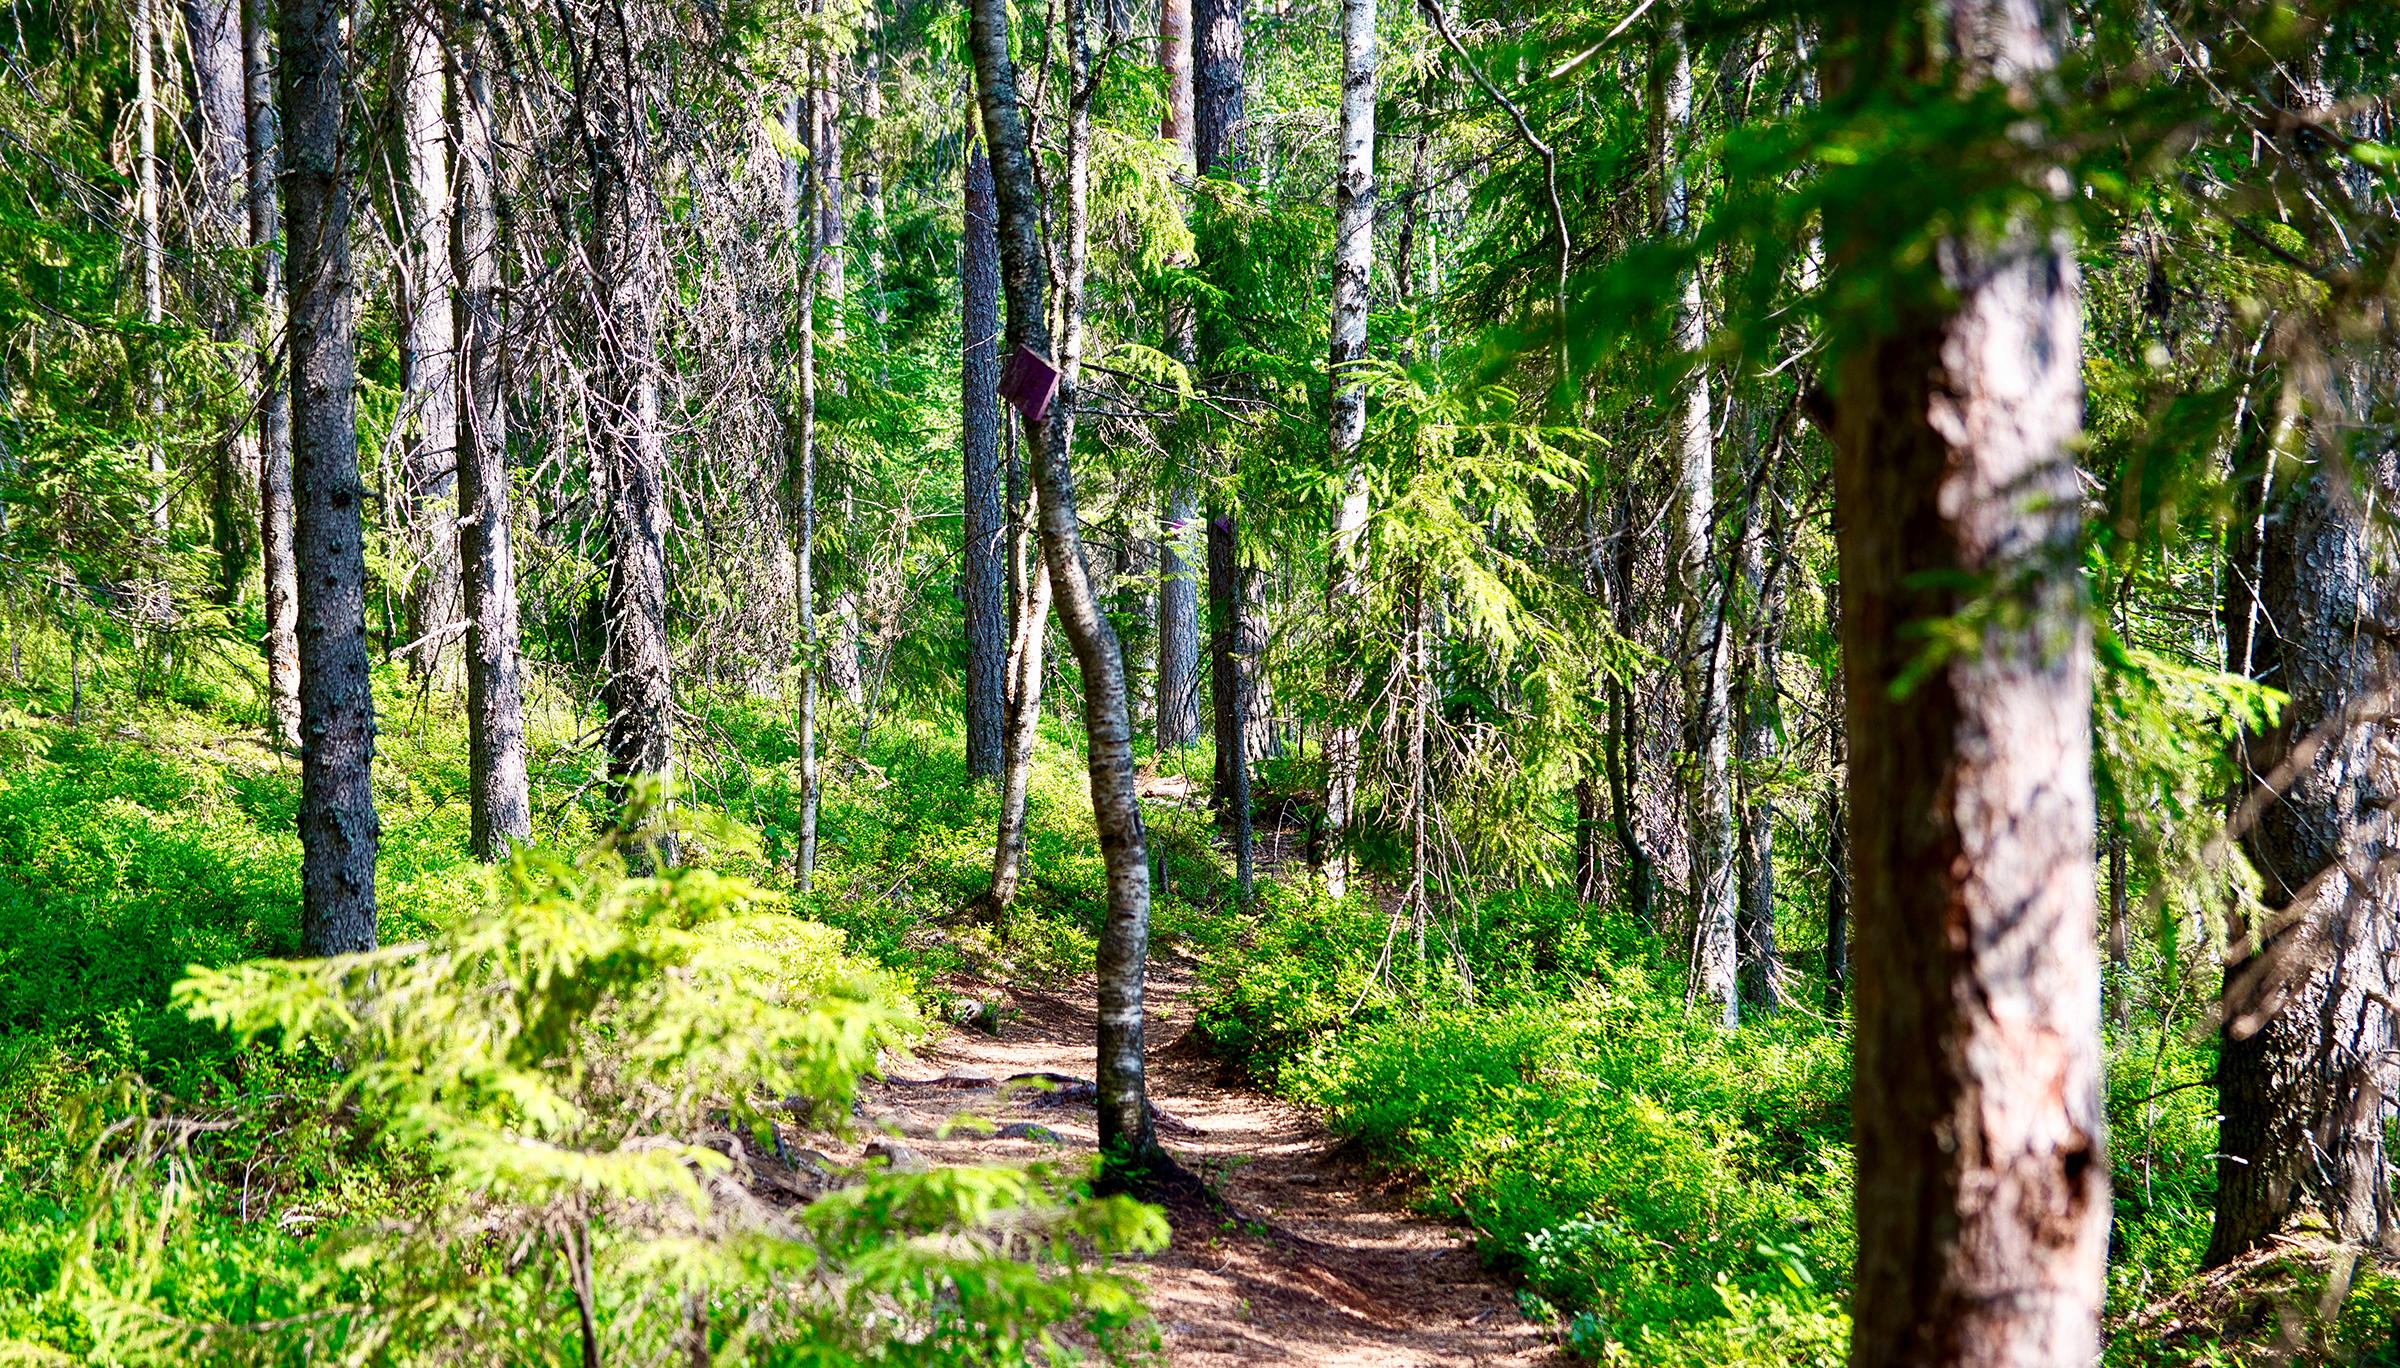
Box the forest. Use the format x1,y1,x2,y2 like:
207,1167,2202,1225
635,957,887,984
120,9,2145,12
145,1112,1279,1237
1,0,2398,1362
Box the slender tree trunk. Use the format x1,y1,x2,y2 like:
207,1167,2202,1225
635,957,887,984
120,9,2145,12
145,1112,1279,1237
583,2,676,864
137,0,170,626
2106,818,2129,1029
1604,486,1658,930
1833,5,2108,1360
816,54,866,716
283,0,379,955
452,0,528,861
1153,0,1200,754
1406,567,1430,960
1657,24,1736,1028
987,551,1053,919
963,142,1007,780
246,0,298,750
1736,478,1785,1021
397,11,460,689
1821,773,1847,1011
184,0,258,609
966,0,1164,1184
1321,0,1375,898
795,105,823,892
2209,426,2400,1264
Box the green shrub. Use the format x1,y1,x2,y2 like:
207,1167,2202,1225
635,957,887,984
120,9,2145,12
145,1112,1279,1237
2,841,1165,1365
1281,957,1852,1363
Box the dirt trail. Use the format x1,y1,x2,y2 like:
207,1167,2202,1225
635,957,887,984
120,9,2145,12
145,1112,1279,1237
850,961,1560,1367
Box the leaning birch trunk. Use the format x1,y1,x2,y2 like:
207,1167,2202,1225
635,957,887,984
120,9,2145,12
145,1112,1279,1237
1833,3,2108,1361
1658,23,1735,1028
396,10,460,689
966,0,1166,1184
452,0,530,861
282,0,380,955
1322,0,1375,898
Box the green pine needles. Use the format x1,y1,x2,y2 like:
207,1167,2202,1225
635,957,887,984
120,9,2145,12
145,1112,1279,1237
12,837,1165,1365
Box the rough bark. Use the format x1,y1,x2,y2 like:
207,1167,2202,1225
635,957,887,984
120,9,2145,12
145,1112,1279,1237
1736,481,1784,1021
583,2,676,864
396,11,460,689
1321,0,1375,898
246,0,299,750
966,0,1164,1182
1207,510,1255,899
184,0,258,607
1152,0,1201,755
987,553,1052,917
2209,446,2400,1264
795,107,822,892
1834,5,2108,1361
963,142,1007,780
283,0,379,955
137,0,170,621
1658,23,1736,1028
1193,0,1245,178
816,54,865,715
1604,486,1658,929
452,1,529,861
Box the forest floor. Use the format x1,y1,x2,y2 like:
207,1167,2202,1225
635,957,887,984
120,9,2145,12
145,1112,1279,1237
844,960,1563,1366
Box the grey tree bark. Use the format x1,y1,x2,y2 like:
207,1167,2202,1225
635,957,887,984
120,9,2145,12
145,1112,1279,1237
396,10,460,689
136,0,169,623
183,0,258,608
966,0,1166,1184
1321,0,1375,899
816,54,866,715
1834,5,2108,1362
1152,0,1201,755
1604,487,1657,930
986,549,1052,919
283,0,380,955
2209,420,2400,1264
581,1,677,864
452,0,529,861
795,87,823,892
1735,477,1784,1021
244,0,299,750
963,141,1007,780
1656,23,1735,1028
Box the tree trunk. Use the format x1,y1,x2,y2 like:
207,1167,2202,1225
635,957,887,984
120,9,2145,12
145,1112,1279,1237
963,141,1007,780
1604,486,1658,930
1821,774,1847,1012
1194,0,1245,178
452,1,529,862
1153,0,1201,755
1736,478,1784,1021
2208,439,2400,1264
183,0,258,609
1321,0,1374,898
966,0,1164,1184
583,2,677,865
1657,23,1735,1028
1833,5,2108,1360
283,0,379,955
794,95,823,893
2106,819,2129,1029
816,54,866,716
987,552,1053,919
396,11,460,690
246,0,298,751
137,0,170,624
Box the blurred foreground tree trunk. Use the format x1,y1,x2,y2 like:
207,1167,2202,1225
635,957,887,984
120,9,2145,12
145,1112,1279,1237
1833,4,2109,1363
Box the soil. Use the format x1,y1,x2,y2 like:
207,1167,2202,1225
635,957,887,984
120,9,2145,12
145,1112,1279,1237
843,961,1563,1367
